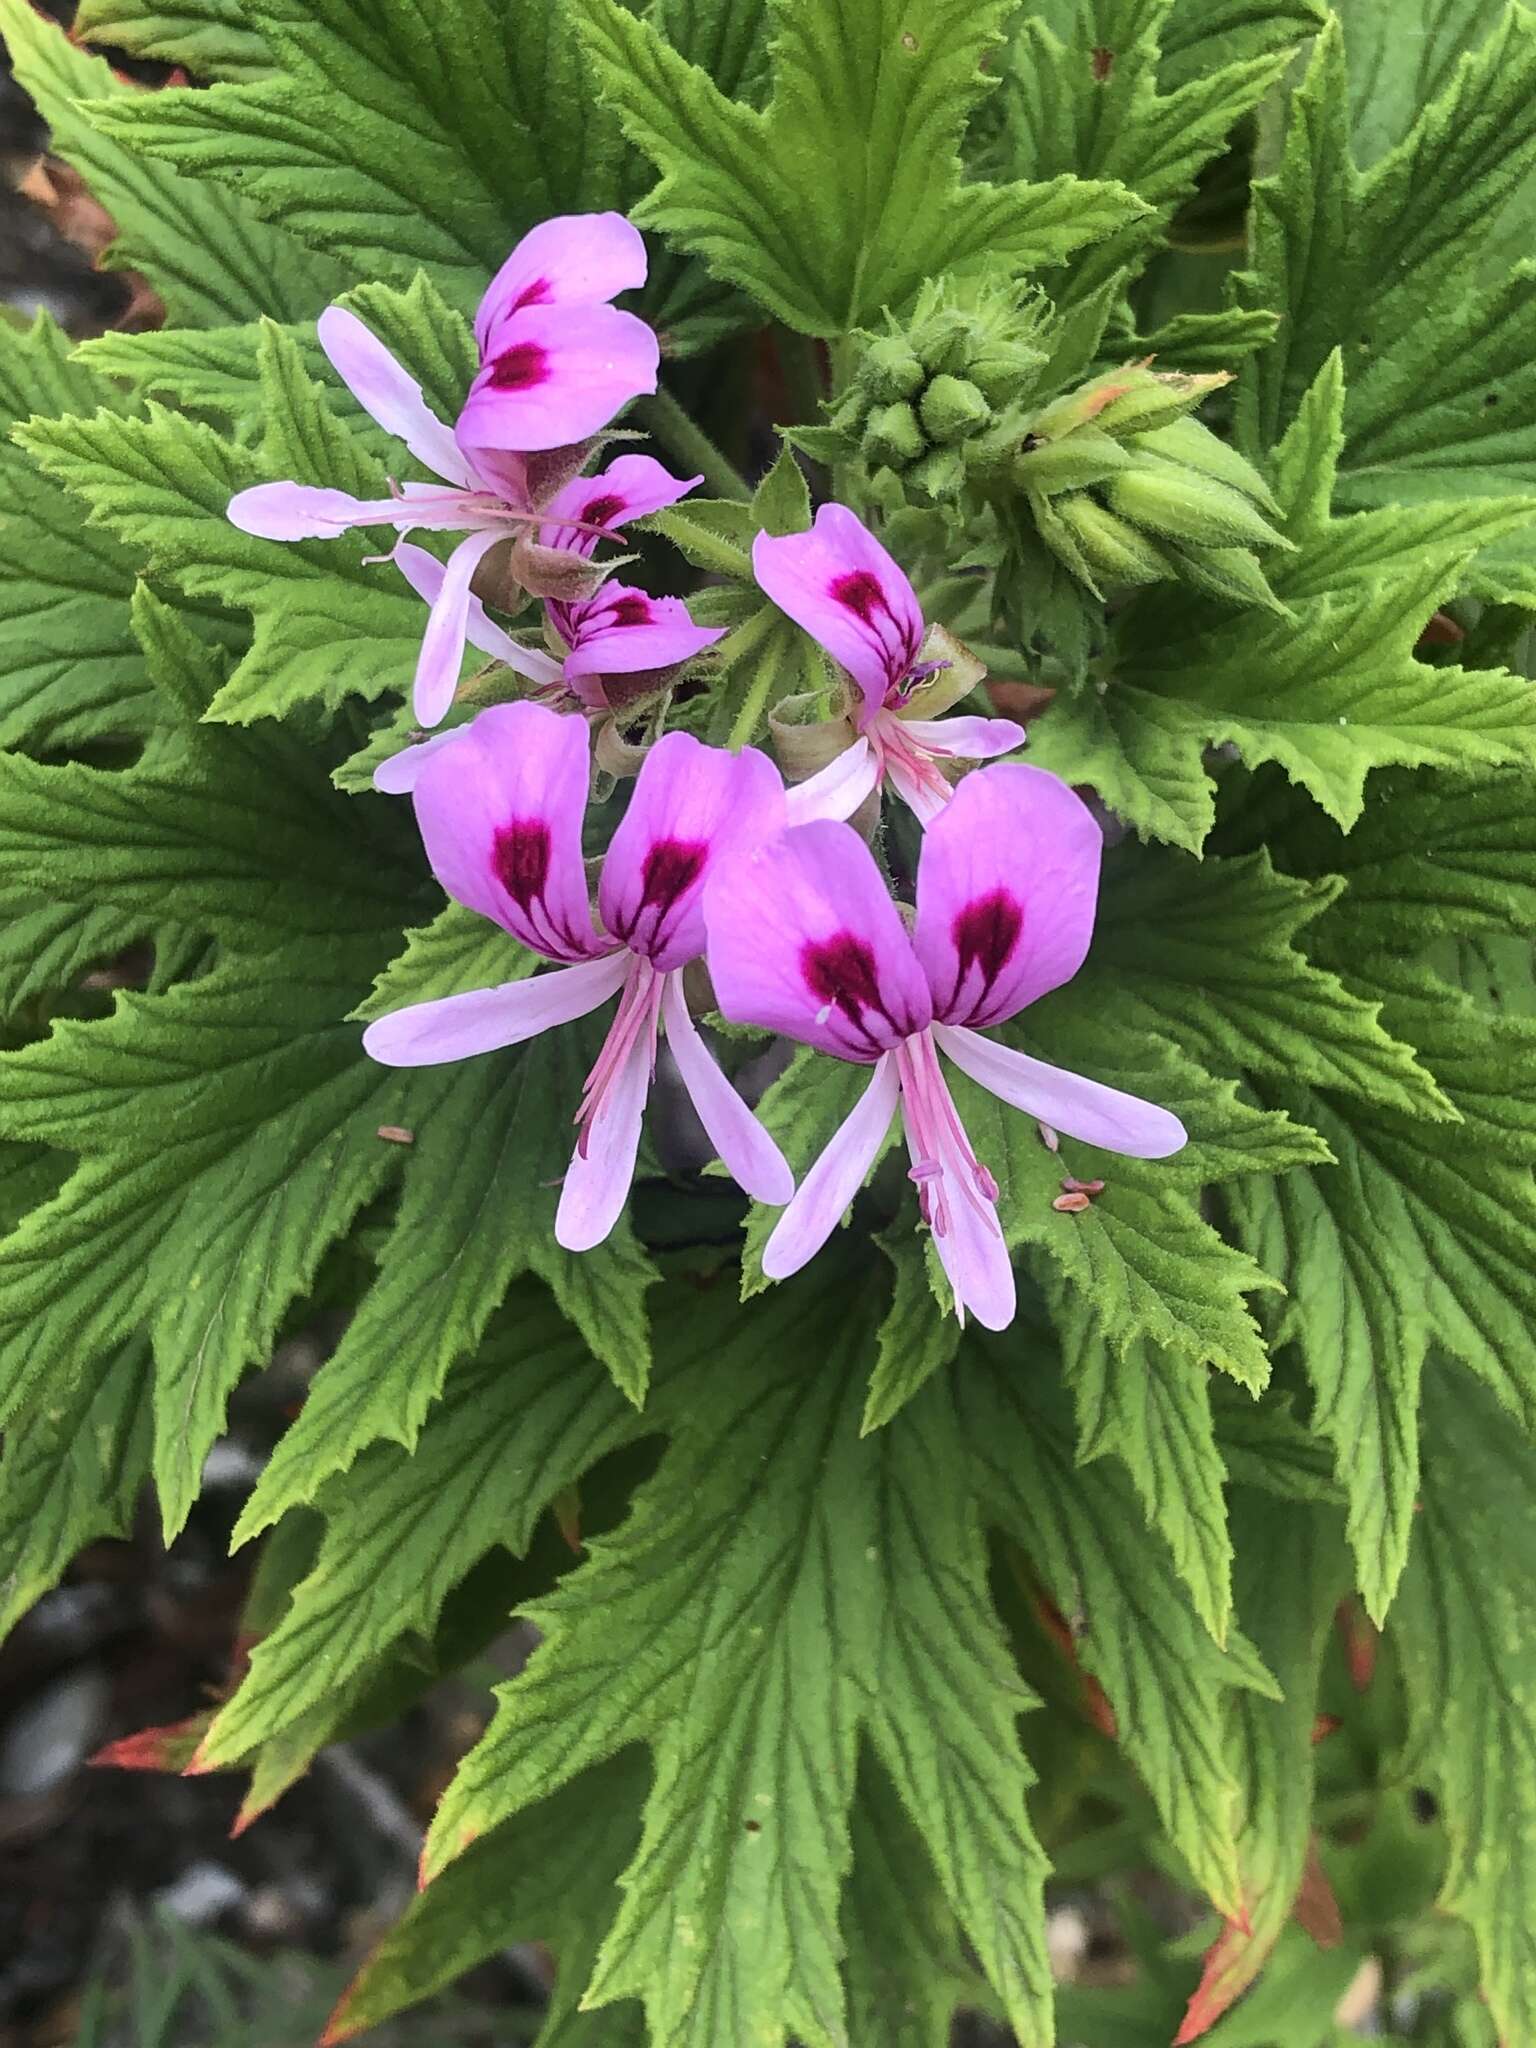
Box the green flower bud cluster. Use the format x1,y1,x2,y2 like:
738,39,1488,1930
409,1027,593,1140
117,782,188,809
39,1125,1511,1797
827,278,1050,504
1011,364,1292,610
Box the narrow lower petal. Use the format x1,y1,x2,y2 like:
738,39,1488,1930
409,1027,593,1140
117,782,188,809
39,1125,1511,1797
373,726,470,796
661,972,793,1204
476,213,648,358
227,482,417,541
600,732,785,971
362,952,627,1067
414,528,508,727
915,762,1104,1029
762,1055,899,1279
897,714,1026,760
395,541,562,686
317,305,475,489
783,737,880,825
457,302,659,456
556,1023,652,1252
934,1023,1188,1159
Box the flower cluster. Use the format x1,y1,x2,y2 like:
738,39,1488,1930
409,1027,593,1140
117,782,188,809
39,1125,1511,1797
230,215,1187,1330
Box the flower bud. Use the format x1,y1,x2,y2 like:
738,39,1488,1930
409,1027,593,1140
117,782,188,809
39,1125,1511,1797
919,374,992,446
860,335,925,401
1131,417,1282,516
968,345,1044,409
1106,464,1290,552
1053,495,1174,586
1091,368,1230,436
1168,541,1291,614
905,446,968,502
1012,428,1135,495
864,399,927,469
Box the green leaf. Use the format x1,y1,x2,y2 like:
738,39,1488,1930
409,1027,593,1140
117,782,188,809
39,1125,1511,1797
201,1294,650,1763
1002,0,1291,303
0,1338,152,1638
0,0,345,326
1173,1488,1347,2042
422,1260,1054,2046
862,1224,961,1434
1155,0,1327,91
1397,1357,1536,2047
1333,0,1519,166
750,441,813,536
1227,957,1536,1620
577,0,1145,336
75,0,275,82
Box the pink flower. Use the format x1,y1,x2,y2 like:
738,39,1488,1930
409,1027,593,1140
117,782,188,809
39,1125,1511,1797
549,582,726,712
703,762,1185,1328
227,214,678,727
752,502,1026,824
363,704,794,1251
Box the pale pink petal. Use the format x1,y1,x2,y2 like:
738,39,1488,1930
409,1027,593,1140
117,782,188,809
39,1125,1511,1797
317,305,476,489
413,529,508,726
600,734,784,971
914,762,1103,1028
783,737,880,824
476,213,648,358
411,701,607,961
897,714,1026,760
227,482,413,541
372,726,470,796
539,454,701,557
752,503,925,724
555,1023,651,1252
896,1049,1014,1331
933,1023,1187,1159
562,588,725,683
362,952,627,1067
662,972,793,1204
882,745,951,827
395,541,562,685
456,303,659,455
703,821,932,1060
762,1055,899,1278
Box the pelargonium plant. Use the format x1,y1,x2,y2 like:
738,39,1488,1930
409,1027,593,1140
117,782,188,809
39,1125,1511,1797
2,0,1536,2043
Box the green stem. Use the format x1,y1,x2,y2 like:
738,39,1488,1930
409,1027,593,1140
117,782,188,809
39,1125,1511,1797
635,387,751,501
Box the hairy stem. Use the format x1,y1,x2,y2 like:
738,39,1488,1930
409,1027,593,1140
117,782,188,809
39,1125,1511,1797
635,387,751,501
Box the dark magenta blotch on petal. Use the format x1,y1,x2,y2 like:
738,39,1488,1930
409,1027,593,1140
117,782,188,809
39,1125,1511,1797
829,569,885,622
949,889,1024,1017
640,839,707,916
609,593,653,627
802,931,905,1054
510,277,553,315
581,494,625,529
493,818,552,910
488,342,551,391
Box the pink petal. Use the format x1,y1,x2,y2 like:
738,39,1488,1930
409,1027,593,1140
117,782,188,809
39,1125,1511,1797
362,952,627,1066
456,302,659,456
896,1044,1014,1331
316,305,475,489
783,736,880,825
914,762,1103,1029
562,588,725,683
897,714,1026,760
555,1019,652,1252
413,529,508,726
600,734,784,971
933,1023,1188,1159
661,971,793,1204
228,480,488,540
395,541,562,686
752,503,925,724
703,821,932,1060
881,741,952,827
372,726,469,796
476,212,648,358
761,1055,899,1278
411,701,607,961
539,454,701,557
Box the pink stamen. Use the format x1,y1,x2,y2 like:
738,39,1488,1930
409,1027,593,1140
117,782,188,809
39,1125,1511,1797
871,713,955,808
895,1031,1002,1241
573,956,664,1158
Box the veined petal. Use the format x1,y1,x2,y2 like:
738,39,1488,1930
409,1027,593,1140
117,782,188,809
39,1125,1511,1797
896,1035,1014,1331
362,952,627,1067
934,1022,1187,1159
413,529,508,726
539,453,701,558
227,482,419,541
897,714,1026,760
395,541,562,686
457,302,659,456
316,305,476,489
880,736,952,827
752,503,924,724
562,588,725,683
600,733,785,971
762,1055,899,1278
662,972,793,1204
915,761,1103,1029
411,700,607,961
783,736,880,825
704,821,932,1060
555,1018,652,1252
476,212,648,358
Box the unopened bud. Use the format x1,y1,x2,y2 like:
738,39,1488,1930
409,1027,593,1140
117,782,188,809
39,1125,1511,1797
968,344,1044,408
1092,369,1230,437
861,335,925,401
920,374,992,445
507,538,609,603
1106,465,1289,552
905,446,968,502
1054,495,1174,585
865,399,926,469
1013,428,1135,495
1132,417,1282,516
1169,540,1291,614
919,310,977,376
